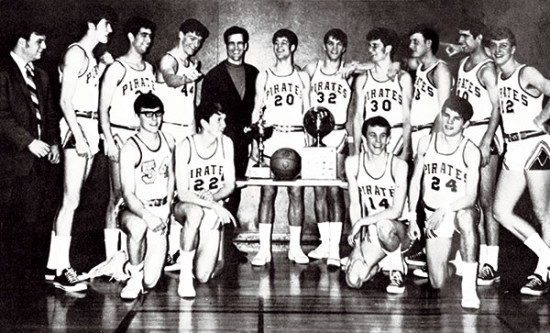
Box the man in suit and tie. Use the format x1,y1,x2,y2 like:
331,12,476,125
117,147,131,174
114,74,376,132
0,22,60,294
200,26,258,264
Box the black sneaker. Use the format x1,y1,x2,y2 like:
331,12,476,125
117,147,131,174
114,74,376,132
520,274,548,296
45,268,56,281
477,264,500,286
386,270,405,294
53,268,88,292
405,250,426,267
164,251,181,272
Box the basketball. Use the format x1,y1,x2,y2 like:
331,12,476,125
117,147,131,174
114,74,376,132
270,148,301,180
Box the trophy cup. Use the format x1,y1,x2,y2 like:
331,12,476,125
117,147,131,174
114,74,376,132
244,106,273,177
303,106,335,147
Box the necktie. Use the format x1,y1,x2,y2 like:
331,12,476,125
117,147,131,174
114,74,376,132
25,64,42,139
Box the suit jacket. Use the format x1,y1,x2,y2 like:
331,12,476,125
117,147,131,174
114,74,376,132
200,60,258,144
0,55,59,183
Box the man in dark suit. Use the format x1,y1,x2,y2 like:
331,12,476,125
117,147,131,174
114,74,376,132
0,23,60,293
201,26,258,263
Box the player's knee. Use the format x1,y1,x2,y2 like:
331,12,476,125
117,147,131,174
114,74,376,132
456,209,476,232
260,186,277,202
61,193,81,211
195,269,212,284
174,203,204,226
345,271,364,289
287,187,303,201
376,220,399,251
122,216,147,240
143,272,161,290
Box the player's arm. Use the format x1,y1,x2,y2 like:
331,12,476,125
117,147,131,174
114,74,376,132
521,66,550,130
251,70,267,124
99,61,125,161
426,141,480,229
59,46,92,157
165,134,176,204
399,70,413,161
120,140,167,233
157,55,200,88
345,155,361,225
212,135,236,201
478,63,501,166
352,74,367,155
431,63,452,133
299,70,311,112
407,135,430,239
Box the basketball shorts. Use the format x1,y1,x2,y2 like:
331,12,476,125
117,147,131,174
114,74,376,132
161,123,195,145
463,122,504,155
264,131,307,158
60,116,100,155
503,135,550,171
119,200,171,227
423,207,457,239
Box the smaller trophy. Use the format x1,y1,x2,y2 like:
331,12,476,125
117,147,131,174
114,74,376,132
303,106,335,147
244,107,273,177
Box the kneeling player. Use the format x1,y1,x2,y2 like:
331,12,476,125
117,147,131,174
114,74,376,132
174,102,236,298
344,116,411,294
408,96,480,309
119,92,175,300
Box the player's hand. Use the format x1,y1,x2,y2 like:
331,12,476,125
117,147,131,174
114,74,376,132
426,207,448,231
478,142,491,167
143,211,167,234
198,190,214,201
387,62,401,80
103,138,120,162
211,202,236,227
183,60,203,82
534,114,550,133
338,62,359,79
100,51,114,66
407,220,420,241
75,139,92,159
441,42,462,57
348,220,367,247
48,144,61,164
28,139,51,158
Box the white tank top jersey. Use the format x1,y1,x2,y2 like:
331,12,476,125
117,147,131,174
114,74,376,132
59,43,101,112
362,69,404,127
497,64,543,134
309,61,351,125
109,59,156,128
263,68,305,126
357,153,396,217
456,57,493,122
422,134,469,210
186,135,226,195
157,52,196,126
130,132,172,202
410,60,444,126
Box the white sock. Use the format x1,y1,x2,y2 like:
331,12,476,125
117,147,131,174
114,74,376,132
461,262,479,298
316,222,330,246
384,245,404,272
46,231,57,270
479,244,487,266
104,228,120,259
524,233,550,261
535,259,548,281
120,231,128,254
179,250,196,277
126,262,144,278
257,223,272,255
486,245,499,271
328,222,342,259
289,226,304,254
168,221,182,256
56,235,72,275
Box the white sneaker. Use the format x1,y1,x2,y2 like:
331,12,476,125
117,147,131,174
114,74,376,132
308,243,329,260
288,250,309,265
413,267,428,279
461,295,480,310
251,251,272,266
120,274,143,300
88,250,130,282
178,272,196,298
340,256,349,270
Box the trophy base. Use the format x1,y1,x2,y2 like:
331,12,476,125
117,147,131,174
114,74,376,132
301,147,337,180
247,166,272,179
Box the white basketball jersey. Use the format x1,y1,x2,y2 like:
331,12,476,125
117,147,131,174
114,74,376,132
109,59,156,129
497,64,543,134
456,57,493,122
362,69,404,127
157,52,195,126
309,61,351,125
186,135,226,195
131,132,172,202
60,43,101,112
411,60,443,126
263,68,305,126
422,134,469,210
357,153,396,217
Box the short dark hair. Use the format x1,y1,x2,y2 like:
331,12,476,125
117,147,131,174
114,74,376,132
367,27,400,59
457,17,487,41
324,28,348,48
9,19,49,49
179,19,209,39
134,91,164,114
124,16,156,37
223,26,249,44
196,102,224,130
409,24,439,54
362,116,391,137
488,27,516,47
84,4,117,26
273,29,298,48
442,96,473,122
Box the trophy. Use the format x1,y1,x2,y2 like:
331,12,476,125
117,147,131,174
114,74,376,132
303,106,335,147
244,106,273,168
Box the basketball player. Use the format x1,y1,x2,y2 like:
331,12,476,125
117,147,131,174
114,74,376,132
489,28,550,296
45,6,116,292
408,96,481,310
98,16,156,269
251,29,311,266
353,27,413,160
118,92,174,300
156,19,209,271
173,102,236,298
201,26,259,264
453,19,502,286
408,24,452,155
344,116,411,294
303,28,353,267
